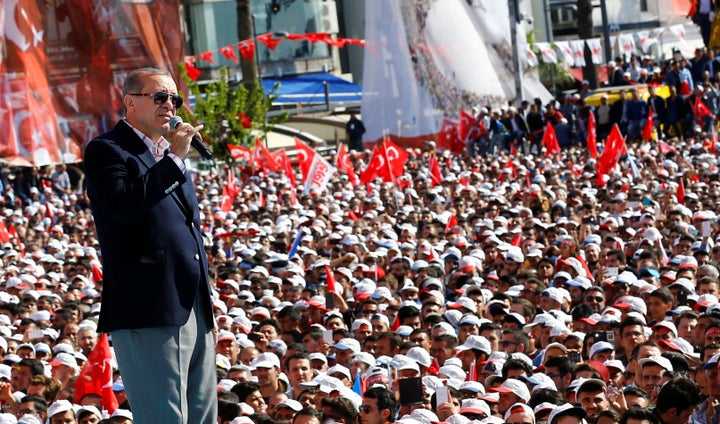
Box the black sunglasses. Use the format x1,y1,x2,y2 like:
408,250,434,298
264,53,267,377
129,91,184,109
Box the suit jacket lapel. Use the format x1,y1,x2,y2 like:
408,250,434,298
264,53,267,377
114,121,193,221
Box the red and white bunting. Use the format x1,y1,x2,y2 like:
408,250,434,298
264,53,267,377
554,41,575,67
569,40,586,67
535,42,557,64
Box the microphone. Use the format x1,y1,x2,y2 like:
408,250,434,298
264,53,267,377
168,116,212,159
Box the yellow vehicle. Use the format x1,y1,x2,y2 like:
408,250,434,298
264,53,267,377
584,84,671,107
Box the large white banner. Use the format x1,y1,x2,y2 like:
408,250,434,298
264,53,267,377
361,0,552,146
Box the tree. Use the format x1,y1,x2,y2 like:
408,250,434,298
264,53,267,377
577,0,598,88
177,64,287,161
236,0,257,89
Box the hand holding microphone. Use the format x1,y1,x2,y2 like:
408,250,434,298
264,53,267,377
168,116,212,159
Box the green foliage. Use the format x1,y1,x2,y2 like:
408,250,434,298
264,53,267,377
177,63,288,161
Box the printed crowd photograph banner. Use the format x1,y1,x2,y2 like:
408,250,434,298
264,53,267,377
0,0,183,166
361,0,552,148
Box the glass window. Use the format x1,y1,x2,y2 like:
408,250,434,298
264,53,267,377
188,1,240,69
187,0,332,70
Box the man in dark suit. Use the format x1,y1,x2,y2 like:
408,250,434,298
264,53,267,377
647,84,667,137
84,68,217,423
501,106,529,154
610,90,629,136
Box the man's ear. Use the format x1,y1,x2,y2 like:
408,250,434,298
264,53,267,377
124,95,135,112
381,408,391,420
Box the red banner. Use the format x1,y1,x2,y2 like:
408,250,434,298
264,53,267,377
1,0,185,166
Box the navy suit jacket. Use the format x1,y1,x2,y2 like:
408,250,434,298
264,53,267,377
84,120,213,332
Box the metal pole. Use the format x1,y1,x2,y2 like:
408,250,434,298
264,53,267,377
541,0,555,92
323,81,330,111
600,0,611,63
509,0,523,104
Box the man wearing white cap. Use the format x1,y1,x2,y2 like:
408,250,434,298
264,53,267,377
250,353,283,401
46,399,74,424
638,356,673,405
504,403,534,424
49,353,79,388
547,403,586,424
488,378,530,415
77,405,103,424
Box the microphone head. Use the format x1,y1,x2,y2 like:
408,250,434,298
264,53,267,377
168,115,183,130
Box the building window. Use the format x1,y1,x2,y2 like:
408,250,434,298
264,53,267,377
187,0,333,70
187,1,239,69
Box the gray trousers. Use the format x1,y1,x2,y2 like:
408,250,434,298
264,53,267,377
112,288,217,424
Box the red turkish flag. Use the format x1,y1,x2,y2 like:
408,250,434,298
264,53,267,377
335,143,359,185
73,334,118,414
285,33,309,41
713,125,719,155
342,38,366,47
257,33,282,51
0,222,10,244
219,45,239,64
325,265,338,294
359,138,409,185
305,32,332,44
587,112,598,158
360,145,388,184
458,110,476,142
384,139,409,178
227,143,252,161
694,97,713,120
428,154,443,187
681,80,692,96
91,262,103,283
196,51,215,64
184,56,201,80
596,124,626,186
272,149,297,186
221,168,240,212
437,119,464,154
642,107,654,141
295,138,317,181
445,214,458,233
252,139,279,173
678,178,686,204
542,123,561,156
238,40,256,61
658,140,678,154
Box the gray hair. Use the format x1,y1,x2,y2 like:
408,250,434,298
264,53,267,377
121,68,172,98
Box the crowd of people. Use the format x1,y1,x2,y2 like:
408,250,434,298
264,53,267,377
3,49,720,424
468,46,720,157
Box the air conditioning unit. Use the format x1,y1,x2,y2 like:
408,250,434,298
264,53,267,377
320,1,339,34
